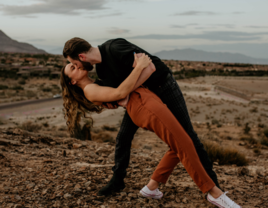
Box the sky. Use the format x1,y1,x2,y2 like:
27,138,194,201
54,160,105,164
0,0,268,58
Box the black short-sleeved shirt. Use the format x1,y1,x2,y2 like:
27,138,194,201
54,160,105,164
95,38,170,89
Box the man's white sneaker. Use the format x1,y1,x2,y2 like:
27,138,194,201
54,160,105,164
207,191,241,208
140,186,163,199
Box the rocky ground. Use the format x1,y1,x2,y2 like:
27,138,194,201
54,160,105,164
0,125,268,208
1,75,268,207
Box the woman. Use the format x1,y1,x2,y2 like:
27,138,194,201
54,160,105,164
60,53,241,208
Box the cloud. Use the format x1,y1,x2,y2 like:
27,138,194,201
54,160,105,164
174,11,217,16
87,12,122,19
171,23,198,28
27,38,46,42
246,25,268,29
107,27,130,35
232,12,244,14
0,0,106,16
128,31,268,41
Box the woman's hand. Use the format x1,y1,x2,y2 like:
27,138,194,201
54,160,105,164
135,53,152,69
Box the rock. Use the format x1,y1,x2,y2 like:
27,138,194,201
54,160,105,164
14,195,21,201
182,197,188,203
77,199,81,205
84,181,91,188
128,193,137,198
120,192,127,197
143,145,152,150
26,182,35,189
74,184,82,189
64,193,72,199
73,143,83,149
238,167,249,176
95,146,111,155
74,188,82,193
71,162,114,169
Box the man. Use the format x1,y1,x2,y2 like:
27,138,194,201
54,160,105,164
63,37,221,196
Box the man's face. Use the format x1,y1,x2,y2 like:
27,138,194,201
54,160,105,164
67,55,94,71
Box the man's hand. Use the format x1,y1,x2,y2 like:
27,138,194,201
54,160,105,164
102,102,119,109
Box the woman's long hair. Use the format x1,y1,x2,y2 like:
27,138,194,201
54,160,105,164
60,66,103,134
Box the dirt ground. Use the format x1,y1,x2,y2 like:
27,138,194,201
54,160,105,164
0,75,268,207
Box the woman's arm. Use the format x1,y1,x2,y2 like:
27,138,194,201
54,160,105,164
117,61,156,107
84,53,151,103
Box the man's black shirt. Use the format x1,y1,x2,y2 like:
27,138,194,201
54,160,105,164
95,38,170,89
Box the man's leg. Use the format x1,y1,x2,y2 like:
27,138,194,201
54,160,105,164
98,111,139,196
154,75,221,189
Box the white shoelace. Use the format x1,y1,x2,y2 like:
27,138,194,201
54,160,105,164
220,192,236,207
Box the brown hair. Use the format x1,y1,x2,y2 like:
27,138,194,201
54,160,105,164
60,65,102,134
63,37,92,60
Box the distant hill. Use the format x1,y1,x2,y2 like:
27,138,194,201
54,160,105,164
154,48,268,65
0,30,47,54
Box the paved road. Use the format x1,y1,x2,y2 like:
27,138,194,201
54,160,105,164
0,98,63,118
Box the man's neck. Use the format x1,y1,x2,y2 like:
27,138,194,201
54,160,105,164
86,47,102,64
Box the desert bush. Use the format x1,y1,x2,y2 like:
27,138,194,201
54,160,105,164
58,125,67,131
253,148,261,155
0,84,8,89
26,91,36,98
11,86,23,90
42,122,49,127
243,123,251,134
260,137,268,146
93,132,114,143
18,79,26,85
102,125,118,132
202,140,248,166
42,87,52,92
0,118,4,125
240,136,258,145
19,121,41,132
264,128,268,138
71,121,91,141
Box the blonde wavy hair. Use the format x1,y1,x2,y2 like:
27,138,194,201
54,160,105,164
60,65,103,134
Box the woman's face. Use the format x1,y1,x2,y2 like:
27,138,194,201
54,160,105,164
64,63,88,85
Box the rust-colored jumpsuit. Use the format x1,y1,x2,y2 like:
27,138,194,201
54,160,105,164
126,87,215,193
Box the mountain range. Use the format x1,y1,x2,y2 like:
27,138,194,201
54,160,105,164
0,30,47,54
154,48,268,65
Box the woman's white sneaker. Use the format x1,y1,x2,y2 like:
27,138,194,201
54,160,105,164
140,186,163,199
207,191,241,208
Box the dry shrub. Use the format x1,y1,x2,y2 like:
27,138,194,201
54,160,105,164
92,132,114,143
202,140,248,166
240,136,258,144
260,137,268,146
253,148,261,155
0,117,5,125
102,125,118,132
20,121,41,132
71,122,91,141
264,128,268,138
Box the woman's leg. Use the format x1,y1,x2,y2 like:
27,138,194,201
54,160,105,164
127,88,215,194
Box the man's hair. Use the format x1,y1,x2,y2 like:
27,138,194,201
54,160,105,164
63,37,92,60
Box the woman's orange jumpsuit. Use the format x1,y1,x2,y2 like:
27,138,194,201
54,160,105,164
126,87,215,193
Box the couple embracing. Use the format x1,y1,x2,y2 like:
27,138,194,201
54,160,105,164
60,37,241,208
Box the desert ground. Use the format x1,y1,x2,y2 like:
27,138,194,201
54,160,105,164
0,75,268,208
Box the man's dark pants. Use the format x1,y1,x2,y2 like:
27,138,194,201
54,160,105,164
112,74,220,189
